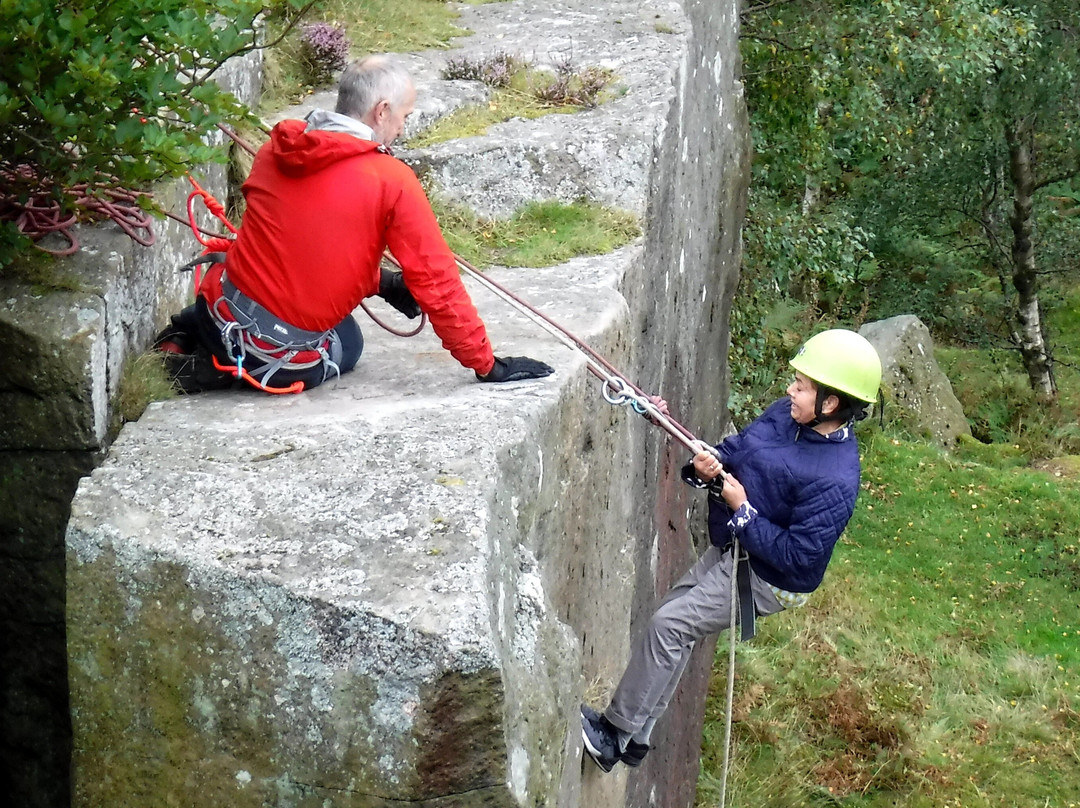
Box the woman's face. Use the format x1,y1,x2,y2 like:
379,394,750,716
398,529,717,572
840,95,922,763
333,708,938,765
786,372,819,424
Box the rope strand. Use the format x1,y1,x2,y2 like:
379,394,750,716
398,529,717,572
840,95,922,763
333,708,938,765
453,255,710,456
718,539,741,808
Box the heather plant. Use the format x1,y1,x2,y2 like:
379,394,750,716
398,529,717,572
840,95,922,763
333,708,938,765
413,55,618,147
533,57,614,108
443,52,519,88
259,0,467,111
298,22,350,86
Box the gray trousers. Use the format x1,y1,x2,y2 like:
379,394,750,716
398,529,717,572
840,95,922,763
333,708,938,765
604,545,785,740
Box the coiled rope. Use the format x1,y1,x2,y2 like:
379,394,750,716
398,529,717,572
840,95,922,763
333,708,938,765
1,164,155,256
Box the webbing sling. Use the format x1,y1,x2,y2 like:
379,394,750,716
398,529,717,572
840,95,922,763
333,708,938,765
733,548,757,641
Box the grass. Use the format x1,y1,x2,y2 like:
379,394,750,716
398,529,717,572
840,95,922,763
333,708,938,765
698,426,1080,807
708,271,1080,803
431,198,640,268
114,352,176,425
4,250,83,294
407,85,582,147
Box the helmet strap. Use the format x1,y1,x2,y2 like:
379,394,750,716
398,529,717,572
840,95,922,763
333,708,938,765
809,386,829,427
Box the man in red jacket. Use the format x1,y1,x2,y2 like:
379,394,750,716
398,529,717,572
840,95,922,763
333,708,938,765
159,55,554,393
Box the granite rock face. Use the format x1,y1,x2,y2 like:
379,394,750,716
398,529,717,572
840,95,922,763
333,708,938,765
860,315,971,447
64,1,750,807
0,48,262,808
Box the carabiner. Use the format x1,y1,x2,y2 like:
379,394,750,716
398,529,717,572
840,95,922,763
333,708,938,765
601,376,630,406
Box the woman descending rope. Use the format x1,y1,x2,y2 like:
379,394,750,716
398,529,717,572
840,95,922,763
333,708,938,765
581,329,882,774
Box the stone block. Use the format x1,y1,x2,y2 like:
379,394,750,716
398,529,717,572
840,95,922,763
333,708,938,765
64,3,751,808
860,315,971,447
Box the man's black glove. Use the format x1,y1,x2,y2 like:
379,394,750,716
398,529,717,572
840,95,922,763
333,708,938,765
477,356,555,383
378,268,421,319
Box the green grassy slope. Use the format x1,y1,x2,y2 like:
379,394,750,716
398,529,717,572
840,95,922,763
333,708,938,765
699,430,1080,807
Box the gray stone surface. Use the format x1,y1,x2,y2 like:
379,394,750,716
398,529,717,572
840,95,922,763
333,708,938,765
0,46,263,808
64,1,751,807
860,315,971,447
405,0,689,219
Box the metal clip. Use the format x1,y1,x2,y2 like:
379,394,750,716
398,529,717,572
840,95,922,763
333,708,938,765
601,376,630,406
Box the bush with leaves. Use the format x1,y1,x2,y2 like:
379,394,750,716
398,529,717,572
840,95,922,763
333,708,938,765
0,0,311,268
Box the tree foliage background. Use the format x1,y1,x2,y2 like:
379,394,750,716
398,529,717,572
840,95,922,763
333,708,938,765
733,0,1080,418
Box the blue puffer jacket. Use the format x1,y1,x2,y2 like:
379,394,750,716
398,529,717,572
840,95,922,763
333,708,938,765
681,398,861,593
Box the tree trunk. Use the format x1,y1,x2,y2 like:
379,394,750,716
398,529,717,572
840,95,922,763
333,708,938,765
1006,118,1056,398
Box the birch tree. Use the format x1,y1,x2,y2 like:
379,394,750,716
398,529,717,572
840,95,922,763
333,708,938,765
740,0,1080,398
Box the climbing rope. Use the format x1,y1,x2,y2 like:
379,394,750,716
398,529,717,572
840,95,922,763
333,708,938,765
452,253,713,457
369,251,428,338
718,538,741,808
1,164,155,256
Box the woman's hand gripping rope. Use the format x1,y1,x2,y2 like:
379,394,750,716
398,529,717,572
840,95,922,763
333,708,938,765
691,441,725,482
691,442,748,510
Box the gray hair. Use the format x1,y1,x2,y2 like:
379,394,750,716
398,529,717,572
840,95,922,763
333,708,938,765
335,55,413,119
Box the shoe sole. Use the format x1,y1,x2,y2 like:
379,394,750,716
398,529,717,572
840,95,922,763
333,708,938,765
581,726,616,773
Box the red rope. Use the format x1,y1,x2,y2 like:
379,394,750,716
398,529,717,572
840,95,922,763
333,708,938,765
1,164,155,256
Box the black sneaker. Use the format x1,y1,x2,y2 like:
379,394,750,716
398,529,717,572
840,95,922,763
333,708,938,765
152,325,194,355
581,704,621,773
158,343,235,394
619,739,650,767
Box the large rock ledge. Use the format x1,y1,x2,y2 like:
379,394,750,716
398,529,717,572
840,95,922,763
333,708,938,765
65,1,749,806
0,48,261,808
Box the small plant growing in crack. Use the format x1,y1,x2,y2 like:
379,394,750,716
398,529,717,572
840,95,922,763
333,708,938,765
409,53,619,146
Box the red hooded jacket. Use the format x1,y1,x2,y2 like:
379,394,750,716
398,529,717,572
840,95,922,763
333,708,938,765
200,119,495,375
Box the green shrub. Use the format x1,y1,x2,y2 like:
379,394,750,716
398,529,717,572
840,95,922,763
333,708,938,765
937,346,1080,458
0,0,301,267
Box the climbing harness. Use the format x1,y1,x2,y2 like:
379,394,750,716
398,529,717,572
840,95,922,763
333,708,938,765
177,186,327,394
212,268,342,393
177,176,427,394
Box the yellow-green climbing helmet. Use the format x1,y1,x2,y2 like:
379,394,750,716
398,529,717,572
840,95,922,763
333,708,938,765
789,329,882,403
